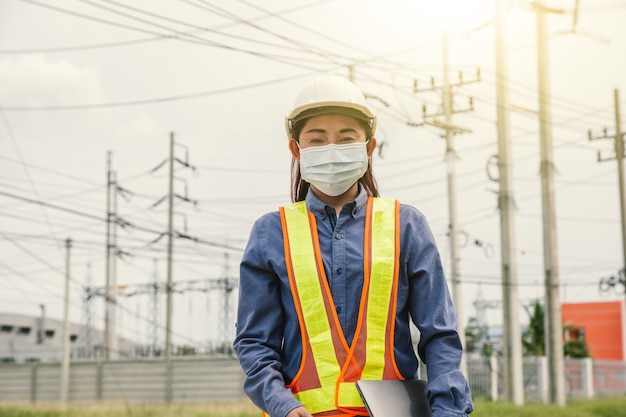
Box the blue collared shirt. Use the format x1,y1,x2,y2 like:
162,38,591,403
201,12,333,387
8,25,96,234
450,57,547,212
233,187,473,417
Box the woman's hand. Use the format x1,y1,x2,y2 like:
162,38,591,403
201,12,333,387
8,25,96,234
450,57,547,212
286,406,313,417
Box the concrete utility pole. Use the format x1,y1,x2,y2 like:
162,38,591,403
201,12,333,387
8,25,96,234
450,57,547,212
613,90,626,298
442,33,465,377
165,132,175,359
589,89,626,309
535,0,566,405
104,153,112,359
494,0,524,405
104,153,119,360
110,171,119,359
415,32,479,377
60,238,72,405
145,133,196,359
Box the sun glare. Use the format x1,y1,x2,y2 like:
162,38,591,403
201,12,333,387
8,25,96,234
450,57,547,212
363,0,495,37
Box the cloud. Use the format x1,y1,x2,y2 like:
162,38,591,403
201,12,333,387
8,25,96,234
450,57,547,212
0,54,103,107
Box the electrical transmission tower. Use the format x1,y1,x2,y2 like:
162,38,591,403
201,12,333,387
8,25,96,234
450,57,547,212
473,285,501,330
83,276,239,354
81,263,94,358
150,259,162,357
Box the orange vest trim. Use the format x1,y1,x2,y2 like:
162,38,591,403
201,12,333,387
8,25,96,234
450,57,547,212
278,197,402,416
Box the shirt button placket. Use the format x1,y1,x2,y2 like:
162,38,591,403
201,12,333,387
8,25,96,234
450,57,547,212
333,224,347,328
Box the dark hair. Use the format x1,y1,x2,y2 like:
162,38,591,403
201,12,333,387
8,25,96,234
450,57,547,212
289,116,379,202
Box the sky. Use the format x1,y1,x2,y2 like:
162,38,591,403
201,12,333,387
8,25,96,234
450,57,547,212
1,0,626,349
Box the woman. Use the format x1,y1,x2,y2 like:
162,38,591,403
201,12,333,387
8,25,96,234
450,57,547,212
233,75,473,417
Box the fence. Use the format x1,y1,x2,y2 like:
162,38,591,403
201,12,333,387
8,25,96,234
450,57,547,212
0,355,624,404
0,356,246,403
467,355,626,402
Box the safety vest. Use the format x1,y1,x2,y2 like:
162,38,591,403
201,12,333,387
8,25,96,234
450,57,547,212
277,197,403,417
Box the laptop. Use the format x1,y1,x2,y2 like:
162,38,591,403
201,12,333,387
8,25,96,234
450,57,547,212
356,379,431,417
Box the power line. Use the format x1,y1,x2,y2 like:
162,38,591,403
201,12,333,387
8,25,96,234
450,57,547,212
0,73,308,111
0,0,332,54
183,0,345,66
16,0,340,73
0,156,103,186
76,0,328,59
0,189,243,252
1,110,64,254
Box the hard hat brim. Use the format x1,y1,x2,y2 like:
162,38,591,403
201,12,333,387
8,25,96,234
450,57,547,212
285,105,376,137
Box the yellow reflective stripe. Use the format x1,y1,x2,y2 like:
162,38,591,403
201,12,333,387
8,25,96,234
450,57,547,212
361,198,396,380
293,386,334,415
282,202,341,385
337,381,366,406
293,382,364,414
283,198,398,414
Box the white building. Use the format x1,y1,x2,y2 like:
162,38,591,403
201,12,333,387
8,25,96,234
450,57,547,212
0,312,136,363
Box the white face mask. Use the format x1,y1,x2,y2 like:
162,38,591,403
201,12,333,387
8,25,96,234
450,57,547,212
299,142,369,197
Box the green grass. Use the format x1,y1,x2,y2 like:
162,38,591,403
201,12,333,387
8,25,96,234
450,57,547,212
1,397,625,417
0,402,259,417
473,397,626,417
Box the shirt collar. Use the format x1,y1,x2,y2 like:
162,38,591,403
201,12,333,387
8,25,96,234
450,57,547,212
305,183,369,219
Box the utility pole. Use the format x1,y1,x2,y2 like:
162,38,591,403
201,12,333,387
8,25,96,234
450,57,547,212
615,90,626,281
104,152,112,360
535,0,566,405
589,88,626,311
60,238,72,405
104,153,119,360
165,132,175,359
494,0,524,405
442,33,465,376
161,132,197,359
414,32,479,377
615,90,626,287
110,171,118,360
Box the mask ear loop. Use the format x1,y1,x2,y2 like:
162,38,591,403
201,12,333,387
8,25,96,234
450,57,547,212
365,139,374,156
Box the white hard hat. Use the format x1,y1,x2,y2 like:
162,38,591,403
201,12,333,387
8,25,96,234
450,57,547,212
285,75,376,138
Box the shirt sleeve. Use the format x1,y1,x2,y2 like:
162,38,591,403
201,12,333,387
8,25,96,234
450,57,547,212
402,205,474,416
232,214,304,417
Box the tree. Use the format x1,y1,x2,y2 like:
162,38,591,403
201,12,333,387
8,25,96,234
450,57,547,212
522,300,591,358
522,300,545,356
465,316,493,357
563,339,589,358
563,324,590,358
